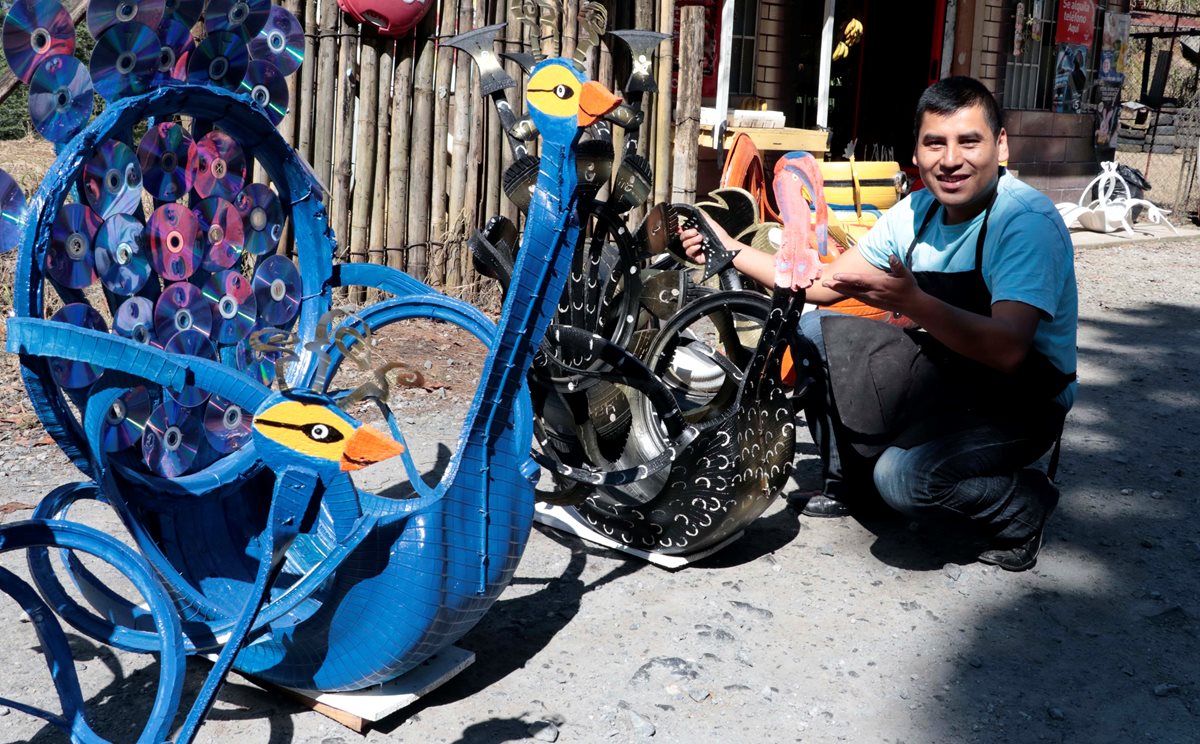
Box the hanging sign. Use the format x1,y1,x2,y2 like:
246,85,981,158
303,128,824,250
1055,0,1096,46
1098,12,1131,85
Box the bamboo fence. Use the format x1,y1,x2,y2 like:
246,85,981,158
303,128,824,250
276,0,698,297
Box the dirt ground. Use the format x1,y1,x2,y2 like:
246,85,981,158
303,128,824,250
0,133,1197,741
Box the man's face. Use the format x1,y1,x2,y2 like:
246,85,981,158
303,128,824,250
912,103,1009,223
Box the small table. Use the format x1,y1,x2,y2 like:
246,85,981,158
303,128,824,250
698,124,830,157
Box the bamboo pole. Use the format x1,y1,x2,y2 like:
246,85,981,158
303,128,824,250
348,33,379,301
446,0,473,291
297,0,318,164
498,5,524,225
386,36,415,271
672,6,702,204
279,0,303,149
331,18,358,266
313,0,341,192
430,0,459,289
408,35,436,281
562,0,577,61
370,38,393,268
461,0,489,289
653,0,674,205
628,0,655,227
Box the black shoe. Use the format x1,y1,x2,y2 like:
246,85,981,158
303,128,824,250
978,472,1060,572
800,493,852,518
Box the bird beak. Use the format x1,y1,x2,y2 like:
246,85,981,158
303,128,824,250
340,424,405,472
578,81,622,127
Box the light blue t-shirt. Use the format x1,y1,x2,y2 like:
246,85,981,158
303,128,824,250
857,173,1078,410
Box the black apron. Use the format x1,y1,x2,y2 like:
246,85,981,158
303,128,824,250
819,194,1075,457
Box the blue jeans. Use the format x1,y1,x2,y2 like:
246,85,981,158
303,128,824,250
797,310,1065,541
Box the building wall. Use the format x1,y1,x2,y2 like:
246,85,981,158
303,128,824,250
755,0,789,112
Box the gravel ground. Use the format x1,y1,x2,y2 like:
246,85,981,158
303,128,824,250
0,236,1198,743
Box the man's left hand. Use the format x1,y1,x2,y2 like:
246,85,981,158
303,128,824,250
822,254,920,315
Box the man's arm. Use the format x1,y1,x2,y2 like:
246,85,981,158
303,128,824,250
824,254,1041,373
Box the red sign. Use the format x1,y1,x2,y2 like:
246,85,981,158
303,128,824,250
1055,0,1096,46
673,0,721,98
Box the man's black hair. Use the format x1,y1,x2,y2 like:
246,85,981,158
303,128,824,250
913,76,1004,140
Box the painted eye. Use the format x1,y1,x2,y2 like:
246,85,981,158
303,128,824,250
304,423,343,443
554,84,571,99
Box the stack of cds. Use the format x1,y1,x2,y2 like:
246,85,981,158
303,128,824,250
0,0,312,479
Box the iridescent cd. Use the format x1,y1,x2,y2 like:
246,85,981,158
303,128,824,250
233,183,283,256
46,203,100,288
202,269,257,345
48,303,108,389
152,18,194,86
147,202,201,280
186,31,248,92
233,337,276,386
253,254,300,327
205,0,270,39
189,130,246,201
248,5,303,76
162,328,216,407
142,401,201,476
238,59,287,125
101,385,153,452
95,213,150,295
114,295,157,344
194,196,245,271
0,169,27,255
162,0,204,27
81,138,143,218
2,0,75,83
204,395,251,453
28,54,94,142
89,21,160,102
138,122,194,202
87,0,165,37
155,281,213,340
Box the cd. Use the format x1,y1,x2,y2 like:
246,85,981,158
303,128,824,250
186,31,248,92
138,121,195,202
87,0,165,37
0,169,28,254
162,328,217,407
2,0,75,83
147,202,201,280
233,337,277,386
238,59,287,125
152,18,195,86
162,0,204,27
189,130,246,201
205,0,270,39
253,254,300,327
248,5,303,76
28,54,94,143
155,280,213,340
194,196,245,271
48,303,108,389
142,401,201,477
95,213,151,295
202,269,257,345
80,138,143,218
46,203,100,288
204,395,252,453
233,183,283,256
89,21,160,102
114,295,157,344
101,385,153,452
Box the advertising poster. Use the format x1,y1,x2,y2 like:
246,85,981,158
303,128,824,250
1053,44,1090,113
1099,12,1131,85
1096,84,1121,147
1056,0,1096,45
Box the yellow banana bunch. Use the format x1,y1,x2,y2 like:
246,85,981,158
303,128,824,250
833,41,850,61
842,18,863,46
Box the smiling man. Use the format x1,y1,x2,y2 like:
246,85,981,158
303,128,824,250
682,76,1077,571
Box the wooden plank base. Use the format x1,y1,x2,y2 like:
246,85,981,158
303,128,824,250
534,503,743,569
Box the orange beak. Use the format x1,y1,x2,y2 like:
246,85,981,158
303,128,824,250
340,424,405,472
578,81,622,127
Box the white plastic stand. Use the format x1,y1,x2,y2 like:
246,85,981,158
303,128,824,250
534,502,743,569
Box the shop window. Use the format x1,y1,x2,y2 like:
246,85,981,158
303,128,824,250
730,0,760,96
1004,0,1110,111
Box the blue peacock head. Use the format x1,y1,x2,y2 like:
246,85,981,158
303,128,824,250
524,57,621,146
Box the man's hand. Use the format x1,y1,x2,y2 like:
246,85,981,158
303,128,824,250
821,254,921,315
679,217,735,265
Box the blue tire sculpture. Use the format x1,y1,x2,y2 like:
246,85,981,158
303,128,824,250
0,4,620,738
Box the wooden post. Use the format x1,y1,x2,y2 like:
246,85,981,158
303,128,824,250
561,0,577,61
408,36,436,281
331,17,359,266
653,0,674,204
297,0,318,164
387,36,415,271
629,0,655,227
370,38,393,270
313,0,342,192
429,0,459,288
348,33,379,301
461,0,489,291
278,0,303,149
446,0,474,292
499,6,524,225
672,6,702,204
